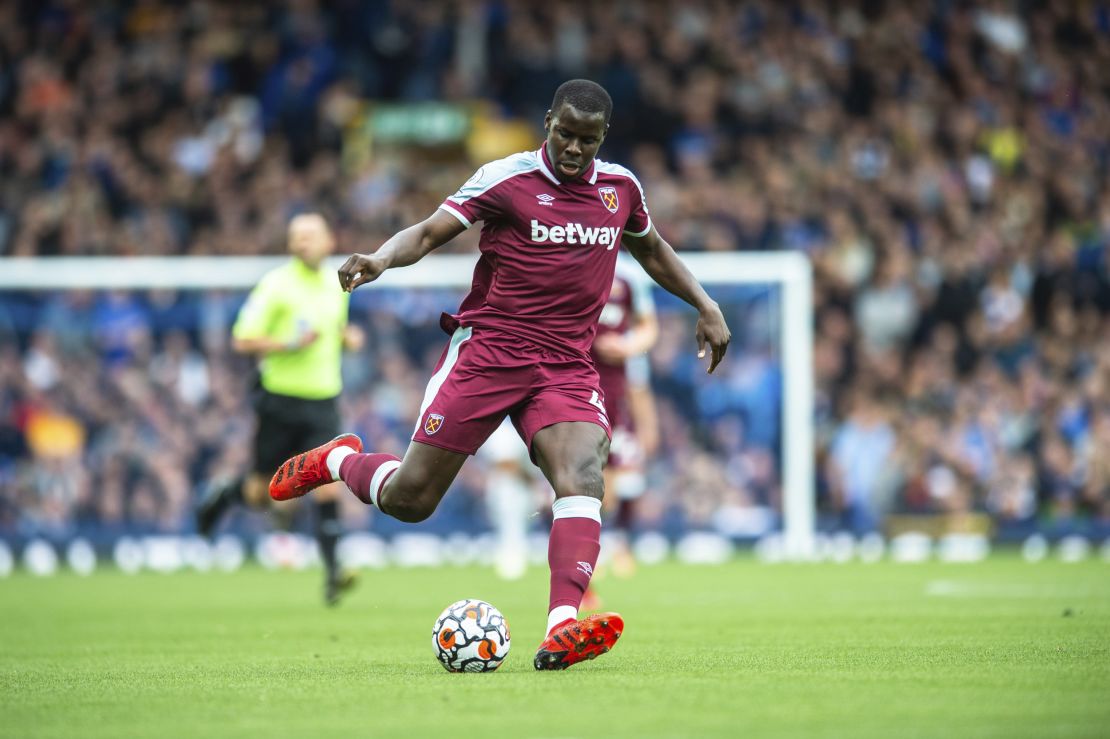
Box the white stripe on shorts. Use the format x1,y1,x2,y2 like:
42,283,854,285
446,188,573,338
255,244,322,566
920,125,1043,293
412,326,473,439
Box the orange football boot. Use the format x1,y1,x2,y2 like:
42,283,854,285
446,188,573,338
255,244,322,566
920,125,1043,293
534,612,624,670
269,434,363,501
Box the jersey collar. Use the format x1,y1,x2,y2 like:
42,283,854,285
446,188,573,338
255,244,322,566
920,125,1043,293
537,146,598,186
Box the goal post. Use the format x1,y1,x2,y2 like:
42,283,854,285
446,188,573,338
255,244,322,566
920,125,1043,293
0,253,815,557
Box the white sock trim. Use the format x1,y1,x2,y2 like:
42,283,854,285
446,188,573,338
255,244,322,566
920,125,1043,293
546,605,577,635
369,459,401,508
326,446,355,481
551,495,602,523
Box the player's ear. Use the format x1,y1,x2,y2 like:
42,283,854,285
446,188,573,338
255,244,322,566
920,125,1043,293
543,110,552,133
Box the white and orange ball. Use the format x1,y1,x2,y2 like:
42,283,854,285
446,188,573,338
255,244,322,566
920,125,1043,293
432,598,511,673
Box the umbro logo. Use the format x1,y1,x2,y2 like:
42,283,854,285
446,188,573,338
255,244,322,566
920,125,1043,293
576,561,593,577
536,193,555,206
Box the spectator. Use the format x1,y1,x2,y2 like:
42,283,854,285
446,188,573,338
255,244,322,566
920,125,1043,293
1,1,1109,542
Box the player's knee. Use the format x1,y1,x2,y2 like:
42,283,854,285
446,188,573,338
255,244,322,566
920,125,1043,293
550,456,605,499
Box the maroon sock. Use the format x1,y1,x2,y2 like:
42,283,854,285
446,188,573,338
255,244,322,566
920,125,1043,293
338,453,401,507
547,498,602,614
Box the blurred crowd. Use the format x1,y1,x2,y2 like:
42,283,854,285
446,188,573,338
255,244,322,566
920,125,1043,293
2,0,1110,543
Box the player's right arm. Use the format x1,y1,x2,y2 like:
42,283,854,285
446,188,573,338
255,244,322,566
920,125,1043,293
338,209,465,293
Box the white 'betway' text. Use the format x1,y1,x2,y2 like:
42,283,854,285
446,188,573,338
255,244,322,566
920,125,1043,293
531,220,621,249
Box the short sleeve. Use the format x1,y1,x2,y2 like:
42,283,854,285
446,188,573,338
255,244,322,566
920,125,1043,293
233,277,280,340
624,175,652,238
439,163,513,228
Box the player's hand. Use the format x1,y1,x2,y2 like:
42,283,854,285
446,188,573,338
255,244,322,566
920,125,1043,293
291,328,319,350
342,324,366,352
338,253,387,293
592,333,628,363
695,303,730,374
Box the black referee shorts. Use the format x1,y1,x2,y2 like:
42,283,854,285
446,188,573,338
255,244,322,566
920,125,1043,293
252,390,341,477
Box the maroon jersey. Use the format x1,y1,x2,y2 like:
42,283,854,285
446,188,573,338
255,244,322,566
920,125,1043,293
438,147,652,357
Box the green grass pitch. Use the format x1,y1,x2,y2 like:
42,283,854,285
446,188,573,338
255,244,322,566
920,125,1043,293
2,557,1108,738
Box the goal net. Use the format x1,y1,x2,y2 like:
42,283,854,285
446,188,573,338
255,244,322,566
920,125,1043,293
0,253,814,569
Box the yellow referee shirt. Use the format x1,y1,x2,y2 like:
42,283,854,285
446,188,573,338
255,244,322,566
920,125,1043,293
233,259,349,400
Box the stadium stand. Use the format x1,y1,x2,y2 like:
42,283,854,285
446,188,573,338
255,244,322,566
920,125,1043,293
1,1,1109,545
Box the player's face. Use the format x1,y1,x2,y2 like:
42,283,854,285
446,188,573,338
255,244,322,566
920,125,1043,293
287,214,334,268
544,103,608,182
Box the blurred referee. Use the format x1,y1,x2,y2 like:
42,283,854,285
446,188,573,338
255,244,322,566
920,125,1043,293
196,213,365,605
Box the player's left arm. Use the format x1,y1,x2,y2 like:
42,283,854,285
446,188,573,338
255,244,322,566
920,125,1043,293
623,227,731,374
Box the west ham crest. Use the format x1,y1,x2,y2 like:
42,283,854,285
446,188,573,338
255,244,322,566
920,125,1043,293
598,186,619,213
424,413,444,435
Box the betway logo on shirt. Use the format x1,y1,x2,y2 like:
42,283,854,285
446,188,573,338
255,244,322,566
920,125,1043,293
531,220,621,250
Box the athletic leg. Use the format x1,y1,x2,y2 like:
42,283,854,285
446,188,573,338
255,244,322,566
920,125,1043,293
486,459,531,580
333,328,533,521
480,419,533,580
529,421,623,669
197,392,296,536
607,467,643,578
313,482,353,604
605,425,646,578
532,421,608,626
285,397,358,603
195,475,246,536
331,440,468,523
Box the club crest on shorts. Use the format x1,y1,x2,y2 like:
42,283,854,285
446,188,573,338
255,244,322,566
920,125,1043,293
598,186,619,213
424,413,444,435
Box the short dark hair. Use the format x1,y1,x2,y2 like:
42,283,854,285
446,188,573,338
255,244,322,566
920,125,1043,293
550,79,613,124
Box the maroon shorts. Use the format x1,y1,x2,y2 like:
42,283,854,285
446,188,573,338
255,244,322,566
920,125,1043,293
412,326,611,456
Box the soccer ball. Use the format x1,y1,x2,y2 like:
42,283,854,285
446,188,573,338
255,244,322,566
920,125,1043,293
432,598,511,673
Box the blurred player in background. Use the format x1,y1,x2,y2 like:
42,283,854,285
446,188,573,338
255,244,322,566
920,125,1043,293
479,419,536,581
269,80,730,670
195,213,365,605
591,254,659,578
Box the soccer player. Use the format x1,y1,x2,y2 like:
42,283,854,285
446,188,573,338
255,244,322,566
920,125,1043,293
195,213,365,605
591,253,660,578
270,80,731,669
480,255,659,589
